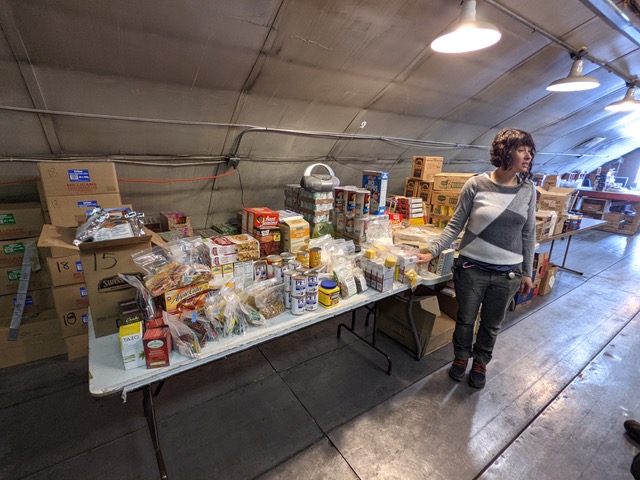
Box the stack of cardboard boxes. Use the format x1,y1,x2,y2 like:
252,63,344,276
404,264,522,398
0,203,66,368
535,178,576,240
403,156,444,224
37,162,123,358
511,251,559,309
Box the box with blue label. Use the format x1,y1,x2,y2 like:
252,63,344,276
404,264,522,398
46,254,85,286
38,162,120,197
45,194,123,227
52,283,90,313
57,307,89,338
362,170,389,215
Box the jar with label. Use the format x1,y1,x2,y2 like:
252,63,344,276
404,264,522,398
318,280,340,308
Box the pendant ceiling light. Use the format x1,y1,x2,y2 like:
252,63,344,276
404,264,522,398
605,84,640,112
546,53,600,92
430,0,501,54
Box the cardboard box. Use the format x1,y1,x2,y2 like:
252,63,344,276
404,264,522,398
0,203,44,241
52,284,89,312
242,207,279,233
47,254,84,286
538,263,559,296
37,224,80,258
0,237,40,268
57,307,89,338
362,170,389,215
45,194,123,227
432,173,475,192
553,213,568,235
430,192,460,207
535,210,558,240
0,288,55,315
377,295,455,357
0,310,66,369
411,156,443,181
279,216,310,254
0,263,52,296
79,235,152,338
38,162,120,197
64,333,88,360
543,174,559,188
404,178,421,197
536,186,575,213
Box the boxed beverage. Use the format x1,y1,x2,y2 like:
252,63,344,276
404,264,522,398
119,321,146,370
45,194,123,227
78,235,152,338
362,170,389,215
432,173,475,192
38,162,119,197
0,203,44,241
0,237,39,268
143,327,172,368
411,156,443,181
47,254,84,286
279,215,310,254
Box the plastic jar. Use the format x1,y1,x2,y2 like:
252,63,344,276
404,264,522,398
318,280,340,308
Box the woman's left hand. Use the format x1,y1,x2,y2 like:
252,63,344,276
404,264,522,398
520,275,533,295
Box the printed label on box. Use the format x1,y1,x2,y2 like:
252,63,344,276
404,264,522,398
68,169,91,182
0,214,16,226
8,269,20,281
3,242,25,254
13,295,33,306
77,200,99,208
80,286,88,298
75,261,83,273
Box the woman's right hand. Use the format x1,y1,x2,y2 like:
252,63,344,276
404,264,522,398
417,252,434,263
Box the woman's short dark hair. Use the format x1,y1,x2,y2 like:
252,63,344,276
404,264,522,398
490,128,536,179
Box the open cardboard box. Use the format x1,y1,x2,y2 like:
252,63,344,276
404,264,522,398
377,294,455,357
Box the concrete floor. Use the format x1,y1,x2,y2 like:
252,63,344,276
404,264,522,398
1,229,639,480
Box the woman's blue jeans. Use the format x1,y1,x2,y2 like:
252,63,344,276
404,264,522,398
452,263,522,365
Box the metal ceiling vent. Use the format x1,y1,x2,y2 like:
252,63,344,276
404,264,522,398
571,136,607,151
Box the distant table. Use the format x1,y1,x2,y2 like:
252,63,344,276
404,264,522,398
88,273,449,479
538,218,607,275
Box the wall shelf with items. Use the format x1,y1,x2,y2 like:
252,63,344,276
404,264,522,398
576,190,640,236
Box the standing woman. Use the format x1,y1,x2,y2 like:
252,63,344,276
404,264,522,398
419,128,537,389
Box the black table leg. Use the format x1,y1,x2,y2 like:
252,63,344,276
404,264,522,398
142,383,169,480
337,304,392,374
406,288,422,361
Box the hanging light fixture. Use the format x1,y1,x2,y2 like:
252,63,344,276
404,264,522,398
547,50,600,92
605,83,640,112
430,0,501,54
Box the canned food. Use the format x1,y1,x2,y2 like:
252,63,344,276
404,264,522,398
253,260,267,282
296,249,310,268
291,294,306,316
354,217,368,237
292,274,307,294
309,247,322,268
345,187,358,212
306,272,319,292
280,252,295,264
273,262,285,284
266,254,282,278
283,270,296,292
306,292,318,311
284,291,291,310
333,186,345,211
355,189,370,217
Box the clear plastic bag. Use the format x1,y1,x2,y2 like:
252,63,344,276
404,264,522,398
245,278,285,319
164,313,201,358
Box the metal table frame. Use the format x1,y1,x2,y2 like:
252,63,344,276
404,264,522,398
88,274,448,479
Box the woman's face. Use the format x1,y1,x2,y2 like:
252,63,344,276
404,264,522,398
510,145,533,173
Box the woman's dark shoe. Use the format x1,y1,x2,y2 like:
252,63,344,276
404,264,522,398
449,357,468,382
631,452,640,480
468,360,486,389
625,419,640,444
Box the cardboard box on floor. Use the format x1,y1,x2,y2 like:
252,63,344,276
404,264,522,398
538,263,559,296
0,203,44,241
64,333,88,360
376,294,455,357
47,254,84,286
78,235,152,338
0,309,66,368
